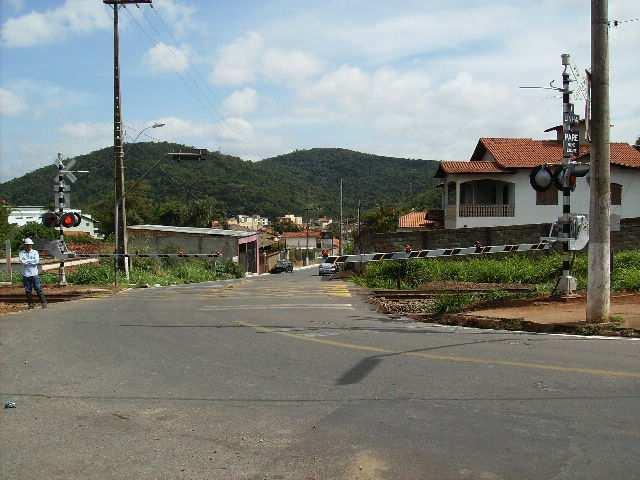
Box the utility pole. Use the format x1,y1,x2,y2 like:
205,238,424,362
356,199,361,254
339,178,343,255
103,0,152,278
303,207,312,266
587,0,611,322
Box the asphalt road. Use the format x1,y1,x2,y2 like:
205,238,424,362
2,269,640,479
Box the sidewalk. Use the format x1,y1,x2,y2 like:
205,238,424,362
469,294,640,328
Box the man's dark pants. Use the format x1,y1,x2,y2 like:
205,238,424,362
23,275,47,308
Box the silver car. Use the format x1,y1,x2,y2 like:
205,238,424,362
318,256,338,276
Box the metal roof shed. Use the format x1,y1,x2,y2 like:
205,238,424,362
127,225,260,273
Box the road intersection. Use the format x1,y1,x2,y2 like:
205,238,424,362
2,270,639,479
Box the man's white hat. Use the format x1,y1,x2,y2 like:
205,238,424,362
23,238,34,245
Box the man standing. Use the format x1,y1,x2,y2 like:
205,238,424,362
19,238,47,309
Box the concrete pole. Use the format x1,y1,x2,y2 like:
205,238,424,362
587,0,611,322
339,178,343,256
113,2,129,278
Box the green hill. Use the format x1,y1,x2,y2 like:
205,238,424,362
0,142,440,230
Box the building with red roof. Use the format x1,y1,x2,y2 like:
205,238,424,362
434,127,640,229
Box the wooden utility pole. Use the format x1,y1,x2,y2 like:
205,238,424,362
587,0,611,322
103,0,152,277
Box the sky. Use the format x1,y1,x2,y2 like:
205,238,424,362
0,0,638,181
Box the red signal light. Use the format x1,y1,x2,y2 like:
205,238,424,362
60,212,81,228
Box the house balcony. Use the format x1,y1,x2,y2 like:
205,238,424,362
459,203,515,217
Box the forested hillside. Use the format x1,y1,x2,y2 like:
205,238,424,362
0,143,440,232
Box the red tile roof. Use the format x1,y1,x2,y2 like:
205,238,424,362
435,161,510,177
398,211,437,229
576,143,640,168
473,138,640,169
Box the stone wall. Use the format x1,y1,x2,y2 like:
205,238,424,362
362,217,640,253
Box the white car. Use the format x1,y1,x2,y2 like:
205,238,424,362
318,256,338,276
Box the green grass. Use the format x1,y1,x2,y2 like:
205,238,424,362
2,257,244,287
353,250,640,293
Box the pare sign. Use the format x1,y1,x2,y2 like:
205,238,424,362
564,129,580,156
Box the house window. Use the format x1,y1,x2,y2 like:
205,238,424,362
536,186,558,205
611,183,622,205
447,182,456,206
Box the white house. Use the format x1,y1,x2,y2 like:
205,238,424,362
227,214,269,230
8,206,101,238
435,133,640,229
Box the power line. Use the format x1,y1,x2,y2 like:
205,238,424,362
147,6,218,111
121,6,218,117
610,17,640,27
139,7,219,112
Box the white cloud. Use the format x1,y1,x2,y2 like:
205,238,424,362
5,0,25,12
59,122,112,154
210,32,264,86
153,0,196,37
145,42,190,74
221,88,258,116
148,115,286,160
0,88,26,116
210,32,324,86
262,49,324,84
1,0,110,47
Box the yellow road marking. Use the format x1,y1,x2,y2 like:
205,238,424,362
237,321,640,380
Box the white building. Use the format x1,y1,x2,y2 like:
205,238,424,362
227,214,269,230
8,206,101,238
279,214,304,226
435,135,640,229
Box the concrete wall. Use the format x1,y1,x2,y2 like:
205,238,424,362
128,230,238,259
363,218,640,253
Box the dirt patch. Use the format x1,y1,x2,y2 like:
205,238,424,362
470,293,640,328
403,293,640,337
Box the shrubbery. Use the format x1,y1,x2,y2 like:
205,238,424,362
65,257,244,287
354,250,640,293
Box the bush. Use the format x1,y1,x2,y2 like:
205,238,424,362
354,250,640,293
433,293,476,314
63,257,245,286
612,267,640,292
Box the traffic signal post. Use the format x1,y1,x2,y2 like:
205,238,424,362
529,54,590,297
56,155,68,286
42,154,86,286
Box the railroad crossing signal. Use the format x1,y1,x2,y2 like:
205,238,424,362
41,212,82,228
530,162,589,193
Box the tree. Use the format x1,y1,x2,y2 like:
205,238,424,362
87,181,155,235
635,136,639,147
362,205,400,234
183,197,225,228
155,200,188,226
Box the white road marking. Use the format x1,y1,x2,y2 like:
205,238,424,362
199,304,353,311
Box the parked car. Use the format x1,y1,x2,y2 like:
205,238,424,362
318,256,338,276
271,259,294,273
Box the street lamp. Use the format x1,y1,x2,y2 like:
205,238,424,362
115,121,166,282
129,122,166,143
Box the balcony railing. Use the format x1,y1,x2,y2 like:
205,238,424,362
459,203,515,217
